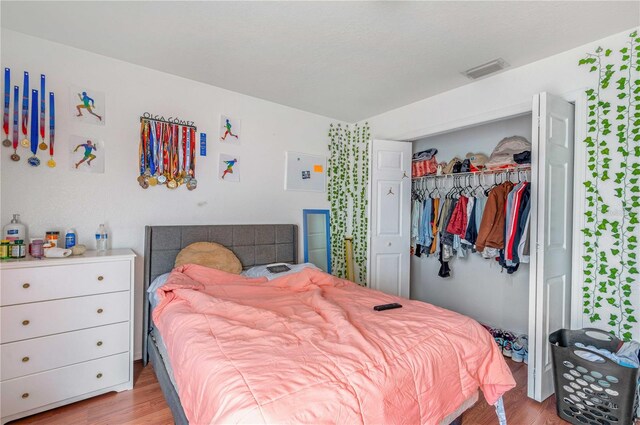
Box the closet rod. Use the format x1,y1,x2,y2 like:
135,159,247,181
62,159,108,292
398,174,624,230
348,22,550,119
411,165,531,181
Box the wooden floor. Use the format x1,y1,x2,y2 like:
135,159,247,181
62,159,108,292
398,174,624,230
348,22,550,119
5,359,596,424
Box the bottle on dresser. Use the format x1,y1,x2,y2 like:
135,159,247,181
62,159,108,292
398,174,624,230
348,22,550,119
3,214,26,242
95,224,108,251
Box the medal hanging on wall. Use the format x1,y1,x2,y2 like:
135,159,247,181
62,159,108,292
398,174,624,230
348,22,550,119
38,75,47,151
47,92,55,167
137,117,198,190
2,68,11,147
187,128,197,190
10,85,19,161
147,122,157,186
20,72,29,148
27,89,40,166
137,120,149,188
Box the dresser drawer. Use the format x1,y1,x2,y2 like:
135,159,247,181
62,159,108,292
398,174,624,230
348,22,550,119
1,261,130,306
1,352,129,417
1,291,130,343
1,322,129,381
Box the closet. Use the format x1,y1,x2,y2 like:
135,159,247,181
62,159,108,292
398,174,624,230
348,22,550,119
368,92,575,402
411,114,532,336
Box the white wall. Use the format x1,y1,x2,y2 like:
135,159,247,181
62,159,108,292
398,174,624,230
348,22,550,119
0,29,335,359
365,29,634,141
411,114,532,334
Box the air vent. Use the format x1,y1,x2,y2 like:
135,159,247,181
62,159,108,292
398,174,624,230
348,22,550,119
462,58,509,80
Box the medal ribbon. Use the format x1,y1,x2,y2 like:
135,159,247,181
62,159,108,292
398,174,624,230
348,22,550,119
21,72,29,138
158,126,162,175
49,92,55,156
179,126,185,175
139,120,146,175
3,68,9,137
185,127,191,174
12,86,18,150
163,124,170,174
190,128,196,177
39,75,45,140
173,126,179,177
30,89,38,155
149,120,156,175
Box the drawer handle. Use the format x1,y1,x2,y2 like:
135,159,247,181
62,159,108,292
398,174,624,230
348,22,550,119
96,373,103,379
97,276,104,281
97,341,103,347
22,393,29,399
22,356,29,363
22,320,30,326
22,283,30,289
97,308,104,314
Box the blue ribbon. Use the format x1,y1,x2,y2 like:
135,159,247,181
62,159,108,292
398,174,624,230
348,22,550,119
30,89,38,154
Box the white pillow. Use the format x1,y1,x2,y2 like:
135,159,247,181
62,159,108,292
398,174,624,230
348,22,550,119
147,272,171,309
242,263,319,280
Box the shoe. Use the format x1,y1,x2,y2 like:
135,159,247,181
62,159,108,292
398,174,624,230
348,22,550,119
511,335,527,362
491,328,505,350
502,332,516,357
512,335,528,363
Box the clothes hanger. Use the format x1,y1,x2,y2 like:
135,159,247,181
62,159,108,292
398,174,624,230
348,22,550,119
463,175,473,197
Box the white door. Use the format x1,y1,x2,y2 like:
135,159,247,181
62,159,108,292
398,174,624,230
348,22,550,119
368,139,412,298
528,92,575,401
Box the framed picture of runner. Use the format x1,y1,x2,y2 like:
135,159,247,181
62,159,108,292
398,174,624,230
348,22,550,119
69,135,104,173
69,86,105,125
219,153,240,182
219,115,241,144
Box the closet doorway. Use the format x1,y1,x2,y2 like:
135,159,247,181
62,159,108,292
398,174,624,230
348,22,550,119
368,92,575,403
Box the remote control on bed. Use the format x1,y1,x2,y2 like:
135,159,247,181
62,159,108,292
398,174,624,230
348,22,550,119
373,303,402,311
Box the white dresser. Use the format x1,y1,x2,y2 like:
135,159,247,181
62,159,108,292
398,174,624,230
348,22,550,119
0,249,135,424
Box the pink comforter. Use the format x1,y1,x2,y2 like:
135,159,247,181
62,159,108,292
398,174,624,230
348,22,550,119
153,264,515,424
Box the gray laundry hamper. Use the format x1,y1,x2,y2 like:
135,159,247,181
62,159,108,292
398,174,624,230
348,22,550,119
549,328,639,425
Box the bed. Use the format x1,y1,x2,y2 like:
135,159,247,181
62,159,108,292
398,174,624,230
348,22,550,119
143,224,514,425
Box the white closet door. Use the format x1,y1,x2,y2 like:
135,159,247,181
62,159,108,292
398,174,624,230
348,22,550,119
368,139,411,297
528,92,575,401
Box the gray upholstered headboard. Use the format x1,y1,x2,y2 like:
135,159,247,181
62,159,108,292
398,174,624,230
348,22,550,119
142,224,298,364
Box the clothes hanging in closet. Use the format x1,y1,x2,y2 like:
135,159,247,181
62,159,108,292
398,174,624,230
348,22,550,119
475,181,514,253
411,172,531,278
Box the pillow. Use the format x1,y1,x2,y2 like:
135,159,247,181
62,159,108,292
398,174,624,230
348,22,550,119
242,262,319,280
147,272,171,309
175,242,242,274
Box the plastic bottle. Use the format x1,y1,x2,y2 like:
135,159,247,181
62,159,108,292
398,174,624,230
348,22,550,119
95,224,108,252
3,214,26,242
0,240,10,259
65,228,77,249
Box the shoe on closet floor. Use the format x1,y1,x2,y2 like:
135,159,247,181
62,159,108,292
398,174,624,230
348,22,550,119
511,335,528,363
491,328,505,350
502,332,516,357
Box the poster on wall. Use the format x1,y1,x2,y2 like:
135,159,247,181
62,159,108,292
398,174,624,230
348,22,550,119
284,151,326,192
69,135,104,173
219,115,241,144
69,86,105,125
219,153,240,182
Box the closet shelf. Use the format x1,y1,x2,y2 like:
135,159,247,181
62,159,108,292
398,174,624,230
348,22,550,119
411,165,531,180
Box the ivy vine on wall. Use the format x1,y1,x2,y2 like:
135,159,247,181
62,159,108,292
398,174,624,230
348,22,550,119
327,122,370,284
579,30,640,341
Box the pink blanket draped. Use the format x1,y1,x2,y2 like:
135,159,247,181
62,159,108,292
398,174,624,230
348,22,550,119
153,264,515,424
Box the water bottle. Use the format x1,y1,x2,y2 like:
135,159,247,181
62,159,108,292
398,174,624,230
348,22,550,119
65,228,77,249
95,224,108,252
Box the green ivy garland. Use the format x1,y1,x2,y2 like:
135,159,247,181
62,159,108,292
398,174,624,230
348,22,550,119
579,30,640,341
327,122,370,284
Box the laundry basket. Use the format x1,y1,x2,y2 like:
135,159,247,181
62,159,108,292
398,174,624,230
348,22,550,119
549,328,639,425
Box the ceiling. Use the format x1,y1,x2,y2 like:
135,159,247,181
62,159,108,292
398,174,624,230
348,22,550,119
2,1,638,122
